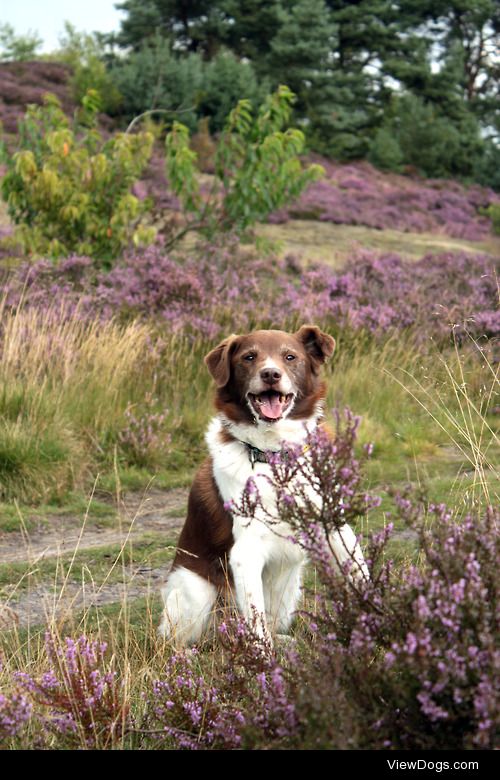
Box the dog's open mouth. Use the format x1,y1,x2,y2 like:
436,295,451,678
247,391,294,422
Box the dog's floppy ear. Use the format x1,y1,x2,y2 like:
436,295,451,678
295,325,335,366
204,335,239,387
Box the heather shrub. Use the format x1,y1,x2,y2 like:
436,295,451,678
279,250,500,342
17,633,129,748
290,500,500,750
165,85,323,243
269,157,499,241
5,244,496,345
229,410,500,749
144,620,297,749
1,91,155,263
0,688,32,741
2,241,282,337
118,393,171,469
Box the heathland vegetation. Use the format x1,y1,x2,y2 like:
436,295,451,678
0,2,498,751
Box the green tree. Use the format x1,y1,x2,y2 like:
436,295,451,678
269,0,336,112
198,50,269,132
54,22,122,114
114,0,227,57
375,93,484,179
164,85,323,243
219,0,286,70
0,22,42,61
109,35,203,128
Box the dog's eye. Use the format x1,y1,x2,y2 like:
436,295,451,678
243,354,256,362
285,354,296,361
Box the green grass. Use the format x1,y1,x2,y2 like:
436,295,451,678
257,220,500,266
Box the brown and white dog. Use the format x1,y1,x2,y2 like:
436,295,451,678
158,325,368,646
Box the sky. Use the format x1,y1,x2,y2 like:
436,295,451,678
0,0,125,52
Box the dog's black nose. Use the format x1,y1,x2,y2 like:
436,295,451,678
260,367,282,385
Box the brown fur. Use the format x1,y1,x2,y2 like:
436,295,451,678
173,458,233,588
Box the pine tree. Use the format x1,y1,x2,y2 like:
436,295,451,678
114,0,227,57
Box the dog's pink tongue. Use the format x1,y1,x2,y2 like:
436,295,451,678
260,394,283,419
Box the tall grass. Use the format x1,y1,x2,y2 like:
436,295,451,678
1,295,497,506
328,333,498,506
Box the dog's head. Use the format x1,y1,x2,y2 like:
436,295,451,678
205,325,335,425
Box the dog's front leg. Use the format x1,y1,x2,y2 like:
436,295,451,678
229,539,270,643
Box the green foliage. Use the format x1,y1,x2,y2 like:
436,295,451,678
108,35,203,129
164,85,324,241
108,0,499,187
217,0,285,67
54,22,122,114
375,94,484,179
368,127,404,172
109,38,266,134
197,50,269,133
0,22,42,62
269,0,336,114
472,141,500,192
486,203,500,235
0,92,155,264
114,0,224,57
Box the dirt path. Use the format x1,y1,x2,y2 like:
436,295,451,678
0,488,188,630
0,488,187,564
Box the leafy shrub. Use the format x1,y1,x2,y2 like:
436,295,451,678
368,127,404,172
373,94,485,181
197,50,269,133
165,85,324,242
1,91,155,264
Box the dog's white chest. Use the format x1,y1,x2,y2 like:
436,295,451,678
206,415,313,565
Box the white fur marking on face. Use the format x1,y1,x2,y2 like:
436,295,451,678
247,360,294,395
261,358,280,370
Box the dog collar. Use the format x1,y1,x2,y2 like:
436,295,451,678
246,443,272,468
245,442,310,469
